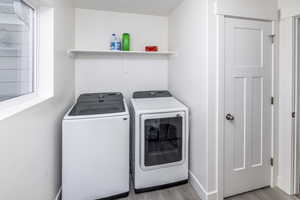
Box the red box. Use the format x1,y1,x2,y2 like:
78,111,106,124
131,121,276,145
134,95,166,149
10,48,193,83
145,46,159,52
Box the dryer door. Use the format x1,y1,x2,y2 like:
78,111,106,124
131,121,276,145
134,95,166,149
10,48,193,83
140,112,186,170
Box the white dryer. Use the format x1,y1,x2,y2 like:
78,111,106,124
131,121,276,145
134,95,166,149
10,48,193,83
131,91,189,193
62,92,130,200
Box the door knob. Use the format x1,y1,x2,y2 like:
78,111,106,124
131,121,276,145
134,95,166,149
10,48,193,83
226,114,234,121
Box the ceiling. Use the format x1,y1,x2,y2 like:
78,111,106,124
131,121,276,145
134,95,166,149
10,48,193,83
74,0,183,16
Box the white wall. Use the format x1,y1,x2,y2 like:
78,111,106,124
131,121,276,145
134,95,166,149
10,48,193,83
75,9,169,99
276,0,300,193
217,0,278,20
75,9,168,51
169,0,218,199
276,0,300,195
207,0,218,195
279,0,300,19
277,17,294,195
170,0,280,199
0,0,75,199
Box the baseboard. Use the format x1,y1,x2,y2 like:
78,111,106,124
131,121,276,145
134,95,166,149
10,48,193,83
189,171,218,200
55,186,62,200
277,176,293,195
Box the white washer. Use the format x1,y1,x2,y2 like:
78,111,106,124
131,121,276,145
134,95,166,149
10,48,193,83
131,91,189,192
62,93,130,200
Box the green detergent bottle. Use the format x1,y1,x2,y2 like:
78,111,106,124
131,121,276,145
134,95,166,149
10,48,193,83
122,33,130,51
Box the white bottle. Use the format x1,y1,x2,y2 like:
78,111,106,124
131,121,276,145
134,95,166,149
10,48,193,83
111,34,121,51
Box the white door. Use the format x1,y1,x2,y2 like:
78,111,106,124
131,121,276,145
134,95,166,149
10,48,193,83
224,17,272,197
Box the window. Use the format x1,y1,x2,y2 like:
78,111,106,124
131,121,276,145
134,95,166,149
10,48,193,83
0,0,35,102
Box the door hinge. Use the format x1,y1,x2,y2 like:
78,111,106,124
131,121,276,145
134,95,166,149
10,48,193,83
292,112,296,118
269,35,276,44
270,158,274,166
271,97,274,105
277,9,281,21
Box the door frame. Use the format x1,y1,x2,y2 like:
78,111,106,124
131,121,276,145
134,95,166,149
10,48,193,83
217,15,277,200
293,16,300,195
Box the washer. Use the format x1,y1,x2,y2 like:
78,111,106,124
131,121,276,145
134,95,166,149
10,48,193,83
62,92,130,200
131,91,189,193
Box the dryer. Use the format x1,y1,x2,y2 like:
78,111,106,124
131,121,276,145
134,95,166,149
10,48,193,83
131,91,189,193
62,92,130,200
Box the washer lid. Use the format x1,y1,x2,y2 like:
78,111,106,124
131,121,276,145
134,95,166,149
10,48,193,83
69,92,125,116
78,92,123,103
133,91,172,99
69,101,125,116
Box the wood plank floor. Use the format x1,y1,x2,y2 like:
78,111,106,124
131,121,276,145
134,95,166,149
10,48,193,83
226,187,298,200
120,184,298,200
121,183,199,200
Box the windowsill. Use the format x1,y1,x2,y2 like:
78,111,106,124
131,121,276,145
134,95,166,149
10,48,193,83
0,93,53,121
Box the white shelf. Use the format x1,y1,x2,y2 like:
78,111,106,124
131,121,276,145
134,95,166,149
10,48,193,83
68,49,176,56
